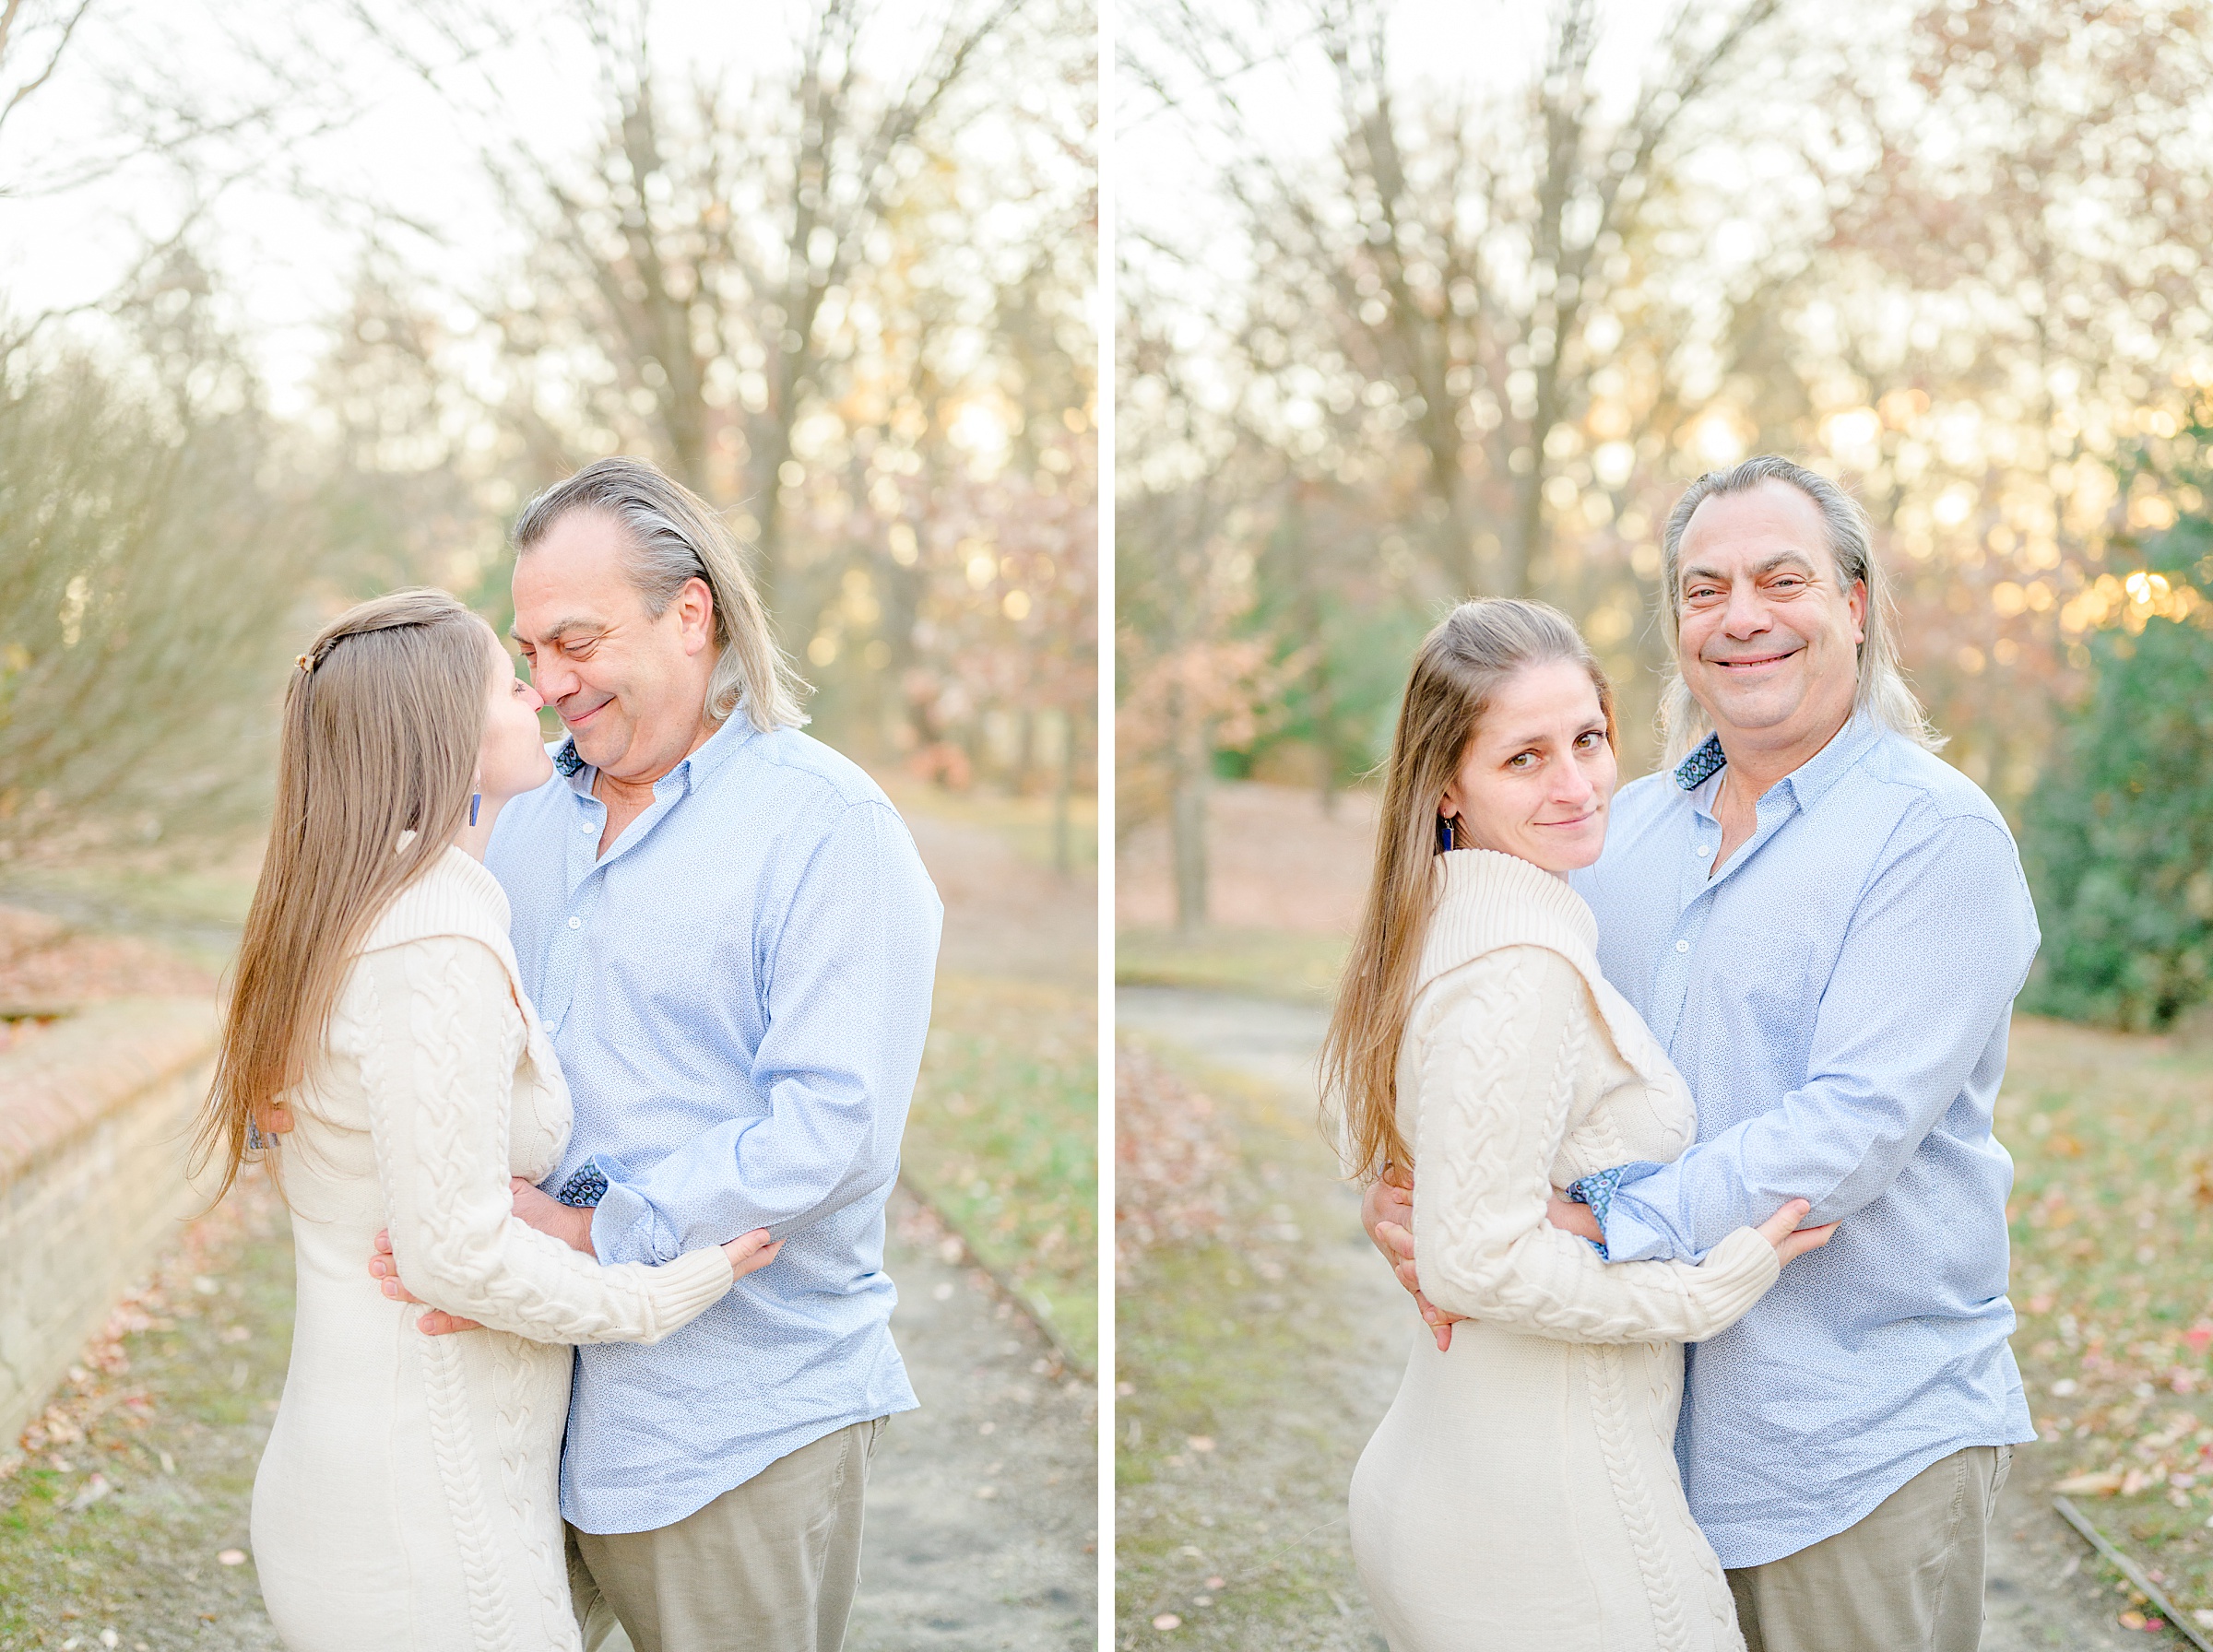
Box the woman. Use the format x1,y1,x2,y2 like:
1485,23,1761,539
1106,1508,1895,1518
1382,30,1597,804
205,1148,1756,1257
196,589,777,1651
1328,599,1832,1652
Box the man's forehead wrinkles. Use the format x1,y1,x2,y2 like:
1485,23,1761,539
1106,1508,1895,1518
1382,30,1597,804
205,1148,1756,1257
1683,548,1819,584
522,614,609,643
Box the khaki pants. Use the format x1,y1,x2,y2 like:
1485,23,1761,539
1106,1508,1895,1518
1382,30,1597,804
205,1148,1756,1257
568,1417,888,1652
1726,1444,2014,1652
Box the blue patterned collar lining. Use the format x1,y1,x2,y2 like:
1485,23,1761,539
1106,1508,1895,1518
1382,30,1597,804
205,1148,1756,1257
550,712,762,786
1673,733,1726,791
1669,715,1885,808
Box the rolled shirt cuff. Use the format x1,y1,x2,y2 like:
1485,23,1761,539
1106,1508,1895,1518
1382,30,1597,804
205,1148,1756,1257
1569,1162,1695,1264
586,1155,681,1267
1567,1166,1625,1259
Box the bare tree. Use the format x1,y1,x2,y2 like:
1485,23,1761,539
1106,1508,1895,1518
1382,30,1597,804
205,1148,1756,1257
368,0,1044,631
1116,276,1289,929
0,252,310,860
1135,0,1789,601
310,0,1095,785
0,0,95,162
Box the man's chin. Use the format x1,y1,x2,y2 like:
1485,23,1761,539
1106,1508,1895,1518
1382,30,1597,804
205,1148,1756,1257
563,725,624,769
1692,681,1802,734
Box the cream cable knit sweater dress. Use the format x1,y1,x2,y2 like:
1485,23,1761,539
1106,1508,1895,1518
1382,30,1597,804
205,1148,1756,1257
1349,849,1780,1652
250,848,737,1652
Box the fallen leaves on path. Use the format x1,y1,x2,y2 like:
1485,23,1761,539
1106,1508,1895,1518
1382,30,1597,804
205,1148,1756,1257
0,903,218,1009
1115,1040,1235,1277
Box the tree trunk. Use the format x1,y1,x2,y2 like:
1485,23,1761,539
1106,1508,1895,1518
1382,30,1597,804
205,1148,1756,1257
1167,682,1209,933
1053,713,1075,878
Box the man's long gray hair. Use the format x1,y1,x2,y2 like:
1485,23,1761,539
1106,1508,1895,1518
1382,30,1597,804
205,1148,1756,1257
513,458,807,733
1656,454,1941,764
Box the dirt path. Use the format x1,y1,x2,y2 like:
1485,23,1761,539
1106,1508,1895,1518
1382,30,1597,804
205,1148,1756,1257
1116,983,2167,1651
852,1189,1097,1649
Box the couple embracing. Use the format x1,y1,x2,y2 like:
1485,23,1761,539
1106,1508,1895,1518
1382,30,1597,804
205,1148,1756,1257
1334,456,2041,1652
195,458,941,1652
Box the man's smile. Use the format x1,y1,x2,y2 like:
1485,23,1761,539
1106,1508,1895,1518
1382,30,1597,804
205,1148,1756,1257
1707,645,1804,674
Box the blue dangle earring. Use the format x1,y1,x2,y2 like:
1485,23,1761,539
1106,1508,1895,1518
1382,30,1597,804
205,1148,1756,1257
1437,813,1456,853
470,793,481,827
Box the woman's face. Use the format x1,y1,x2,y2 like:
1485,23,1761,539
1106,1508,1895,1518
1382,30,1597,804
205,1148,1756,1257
478,636,555,804
1439,658,1617,874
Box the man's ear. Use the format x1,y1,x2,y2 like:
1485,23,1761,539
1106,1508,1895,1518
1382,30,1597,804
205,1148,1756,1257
677,575,716,655
1849,577,1867,646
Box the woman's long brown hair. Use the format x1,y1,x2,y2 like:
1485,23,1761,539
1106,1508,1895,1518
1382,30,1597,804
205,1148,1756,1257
195,588,498,1202
1319,598,1616,1185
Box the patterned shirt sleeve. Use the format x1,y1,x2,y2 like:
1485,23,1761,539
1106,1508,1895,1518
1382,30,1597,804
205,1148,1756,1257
1568,1167,1624,1259
556,1164,609,1208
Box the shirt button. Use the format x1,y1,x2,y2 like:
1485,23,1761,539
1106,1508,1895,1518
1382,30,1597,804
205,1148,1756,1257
580,821,593,833
1675,938,1690,953
1694,844,1709,856
568,916,582,929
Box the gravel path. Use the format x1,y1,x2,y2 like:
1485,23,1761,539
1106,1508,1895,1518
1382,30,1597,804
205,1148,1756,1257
1116,983,2173,1651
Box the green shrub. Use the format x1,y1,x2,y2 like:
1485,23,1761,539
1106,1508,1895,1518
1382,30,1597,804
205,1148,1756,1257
2020,478,2213,1030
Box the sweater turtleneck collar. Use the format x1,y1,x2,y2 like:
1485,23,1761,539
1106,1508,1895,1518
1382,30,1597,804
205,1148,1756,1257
1416,847,1602,991
362,843,515,957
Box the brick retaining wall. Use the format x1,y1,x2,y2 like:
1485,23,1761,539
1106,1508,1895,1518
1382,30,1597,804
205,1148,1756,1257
0,997,220,1448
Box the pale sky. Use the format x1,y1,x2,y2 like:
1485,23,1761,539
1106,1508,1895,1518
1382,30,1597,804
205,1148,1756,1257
1119,0,1678,233
0,0,974,415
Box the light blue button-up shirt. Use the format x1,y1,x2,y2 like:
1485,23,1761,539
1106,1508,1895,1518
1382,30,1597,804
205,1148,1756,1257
485,714,941,1534
1569,714,2040,1569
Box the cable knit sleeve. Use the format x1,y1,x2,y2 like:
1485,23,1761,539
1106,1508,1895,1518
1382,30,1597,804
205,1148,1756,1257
1410,944,1778,1343
353,935,735,1345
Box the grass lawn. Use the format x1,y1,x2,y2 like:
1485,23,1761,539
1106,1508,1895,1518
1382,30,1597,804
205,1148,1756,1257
901,972,1098,1374
0,856,258,976
1115,927,1348,1007
2001,1015,2213,1633
0,1179,292,1651
1114,1044,1387,1650
877,774,1098,877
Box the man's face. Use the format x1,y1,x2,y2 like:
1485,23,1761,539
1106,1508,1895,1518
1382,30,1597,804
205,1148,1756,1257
1675,479,1866,755
510,511,715,784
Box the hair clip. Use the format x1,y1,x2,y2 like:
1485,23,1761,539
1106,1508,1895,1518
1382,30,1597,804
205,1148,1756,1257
295,654,312,673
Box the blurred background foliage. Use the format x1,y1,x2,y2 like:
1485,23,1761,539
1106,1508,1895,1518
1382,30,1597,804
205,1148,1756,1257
0,0,1095,870
2019,408,2213,1032
1117,0,2213,1029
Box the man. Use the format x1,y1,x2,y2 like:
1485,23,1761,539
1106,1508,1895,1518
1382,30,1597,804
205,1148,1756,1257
1366,455,2040,1652
374,456,941,1652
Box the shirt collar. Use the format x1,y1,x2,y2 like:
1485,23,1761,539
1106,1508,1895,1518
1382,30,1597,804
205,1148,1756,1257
1669,712,1882,811
1673,733,1726,791
550,710,763,792
1780,713,1883,812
